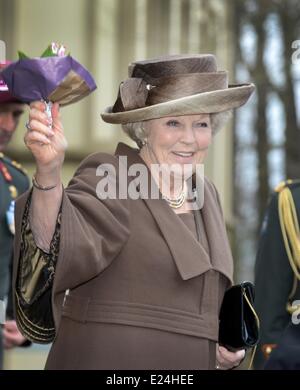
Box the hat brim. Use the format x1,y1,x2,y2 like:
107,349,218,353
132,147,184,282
101,83,255,124
0,90,22,104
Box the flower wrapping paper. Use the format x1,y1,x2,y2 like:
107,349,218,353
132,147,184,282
0,55,97,106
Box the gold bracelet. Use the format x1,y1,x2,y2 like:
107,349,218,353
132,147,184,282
32,174,58,191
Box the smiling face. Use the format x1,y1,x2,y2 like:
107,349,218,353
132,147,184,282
139,114,212,175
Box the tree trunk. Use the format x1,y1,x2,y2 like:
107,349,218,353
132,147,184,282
253,3,269,226
278,5,300,179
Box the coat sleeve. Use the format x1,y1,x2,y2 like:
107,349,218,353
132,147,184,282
54,153,131,292
14,192,60,343
13,153,131,343
6,165,30,320
254,191,294,368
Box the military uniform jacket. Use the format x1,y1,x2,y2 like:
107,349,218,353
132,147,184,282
0,153,28,368
13,143,233,369
0,153,29,303
254,180,300,369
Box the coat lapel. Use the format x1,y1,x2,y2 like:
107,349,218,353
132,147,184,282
115,142,233,282
200,181,234,282
142,196,212,280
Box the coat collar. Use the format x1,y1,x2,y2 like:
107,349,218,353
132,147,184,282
115,142,233,283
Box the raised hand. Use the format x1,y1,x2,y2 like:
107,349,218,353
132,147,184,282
24,101,67,173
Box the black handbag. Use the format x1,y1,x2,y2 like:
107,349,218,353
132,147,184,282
219,281,260,352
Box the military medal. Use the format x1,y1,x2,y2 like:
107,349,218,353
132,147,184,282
0,160,17,235
0,160,12,181
9,184,18,199
6,200,15,235
0,300,5,325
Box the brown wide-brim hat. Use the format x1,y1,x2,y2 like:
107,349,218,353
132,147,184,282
0,62,22,104
101,54,255,124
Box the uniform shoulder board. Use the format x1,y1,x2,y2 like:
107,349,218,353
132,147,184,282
1,154,28,176
274,179,300,193
275,178,300,286
11,159,28,176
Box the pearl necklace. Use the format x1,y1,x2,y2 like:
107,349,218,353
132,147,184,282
162,182,187,209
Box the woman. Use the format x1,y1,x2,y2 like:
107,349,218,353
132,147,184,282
13,54,254,369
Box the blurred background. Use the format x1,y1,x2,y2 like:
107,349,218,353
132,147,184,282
0,0,299,369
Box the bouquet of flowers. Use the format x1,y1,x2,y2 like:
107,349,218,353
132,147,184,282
0,43,97,107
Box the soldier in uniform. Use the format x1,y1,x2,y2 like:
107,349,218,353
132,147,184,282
254,179,300,369
0,61,30,368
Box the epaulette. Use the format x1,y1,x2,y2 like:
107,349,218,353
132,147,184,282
275,179,300,193
0,153,28,176
276,178,300,299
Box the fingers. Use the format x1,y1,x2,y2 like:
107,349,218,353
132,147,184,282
30,101,46,112
51,103,64,134
30,101,60,117
29,107,52,127
28,102,63,135
27,104,54,139
51,102,60,120
24,129,51,145
219,346,245,360
28,118,54,137
235,349,245,360
3,328,26,349
216,345,245,369
3,330,15,349
3,320,18,331
3,320,26,349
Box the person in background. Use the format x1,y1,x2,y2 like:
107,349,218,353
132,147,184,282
0,61,30,369
254,179,300,369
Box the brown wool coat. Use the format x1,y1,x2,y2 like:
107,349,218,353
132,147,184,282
13,142,233,370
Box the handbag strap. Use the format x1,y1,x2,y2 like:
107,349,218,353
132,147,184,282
242,287,260,369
